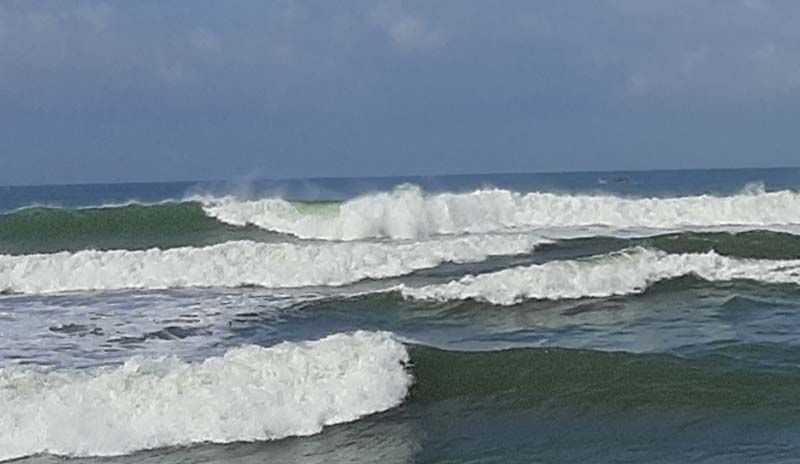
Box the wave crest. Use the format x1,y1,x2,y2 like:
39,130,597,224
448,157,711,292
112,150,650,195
201,186,800,240
0,331,411,460
0,235,544,294
401,248,800,305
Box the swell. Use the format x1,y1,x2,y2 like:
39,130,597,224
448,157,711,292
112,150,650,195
642,230,800,259
522,230,800,263
5,189,800,256
408,343,800,411
202,185,800,240
0,202,277,255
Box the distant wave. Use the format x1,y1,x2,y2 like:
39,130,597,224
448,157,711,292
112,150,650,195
200,185,800,240
401,247,800,305
0,331,410,460
5,186,800,253
0,235,544,294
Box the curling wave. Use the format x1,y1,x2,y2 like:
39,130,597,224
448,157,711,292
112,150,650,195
202,185,800,240
401,247,800,305
0,331,411,460
0,234,544,294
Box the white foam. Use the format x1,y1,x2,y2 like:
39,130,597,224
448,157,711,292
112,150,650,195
201,185,800,240
401,248,800,305
0,331,410,460
0,235,543,294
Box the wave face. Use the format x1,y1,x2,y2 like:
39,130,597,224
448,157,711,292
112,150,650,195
408,344,800,409
0,331,411,460
0,235,542,294
202,186,800,240
642,230,800,259
0,202,275,255
402,248,800,305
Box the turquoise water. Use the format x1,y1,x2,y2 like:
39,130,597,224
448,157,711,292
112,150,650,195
3,168,800,463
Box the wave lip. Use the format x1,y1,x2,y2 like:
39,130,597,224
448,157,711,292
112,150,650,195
0,331,411,460
201,185,800,240
0,234,544,294
401,247,800,305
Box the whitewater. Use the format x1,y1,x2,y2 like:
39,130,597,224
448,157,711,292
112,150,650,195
202,185,800,240
0,234,544,294
0,331,410,461
400,247,800,305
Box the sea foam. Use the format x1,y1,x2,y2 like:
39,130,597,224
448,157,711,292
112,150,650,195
401,247,800,305
0,234,543,294
202,186,800,240
0,331,411,460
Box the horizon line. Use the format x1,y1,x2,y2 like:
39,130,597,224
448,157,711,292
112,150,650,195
2,164,799,189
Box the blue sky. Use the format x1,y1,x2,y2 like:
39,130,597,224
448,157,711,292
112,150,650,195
1,0,799,185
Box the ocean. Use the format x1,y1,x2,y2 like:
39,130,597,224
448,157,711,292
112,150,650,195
3,167,800,463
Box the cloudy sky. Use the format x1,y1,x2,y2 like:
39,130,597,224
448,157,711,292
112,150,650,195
2,0,799,185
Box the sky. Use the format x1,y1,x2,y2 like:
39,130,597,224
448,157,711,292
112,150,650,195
1,0,800,185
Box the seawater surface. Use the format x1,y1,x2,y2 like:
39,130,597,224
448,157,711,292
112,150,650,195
2,168,800,463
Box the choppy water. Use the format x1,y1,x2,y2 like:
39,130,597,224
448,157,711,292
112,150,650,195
3,168,800,463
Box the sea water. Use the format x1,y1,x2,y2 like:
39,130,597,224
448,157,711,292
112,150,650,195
2,167,800,463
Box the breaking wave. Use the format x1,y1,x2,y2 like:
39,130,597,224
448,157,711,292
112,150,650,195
0,234,544,294
202,185,800,240
0,331,411,460
401,247,800,305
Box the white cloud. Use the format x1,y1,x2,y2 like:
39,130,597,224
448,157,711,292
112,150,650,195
0,10,5,43
370,2,445,52
157,59,190,85
625,73,649,97
388,16,443,51
2,0,800,105
595,0,800,98
190,29,221,53
74,3,112,32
